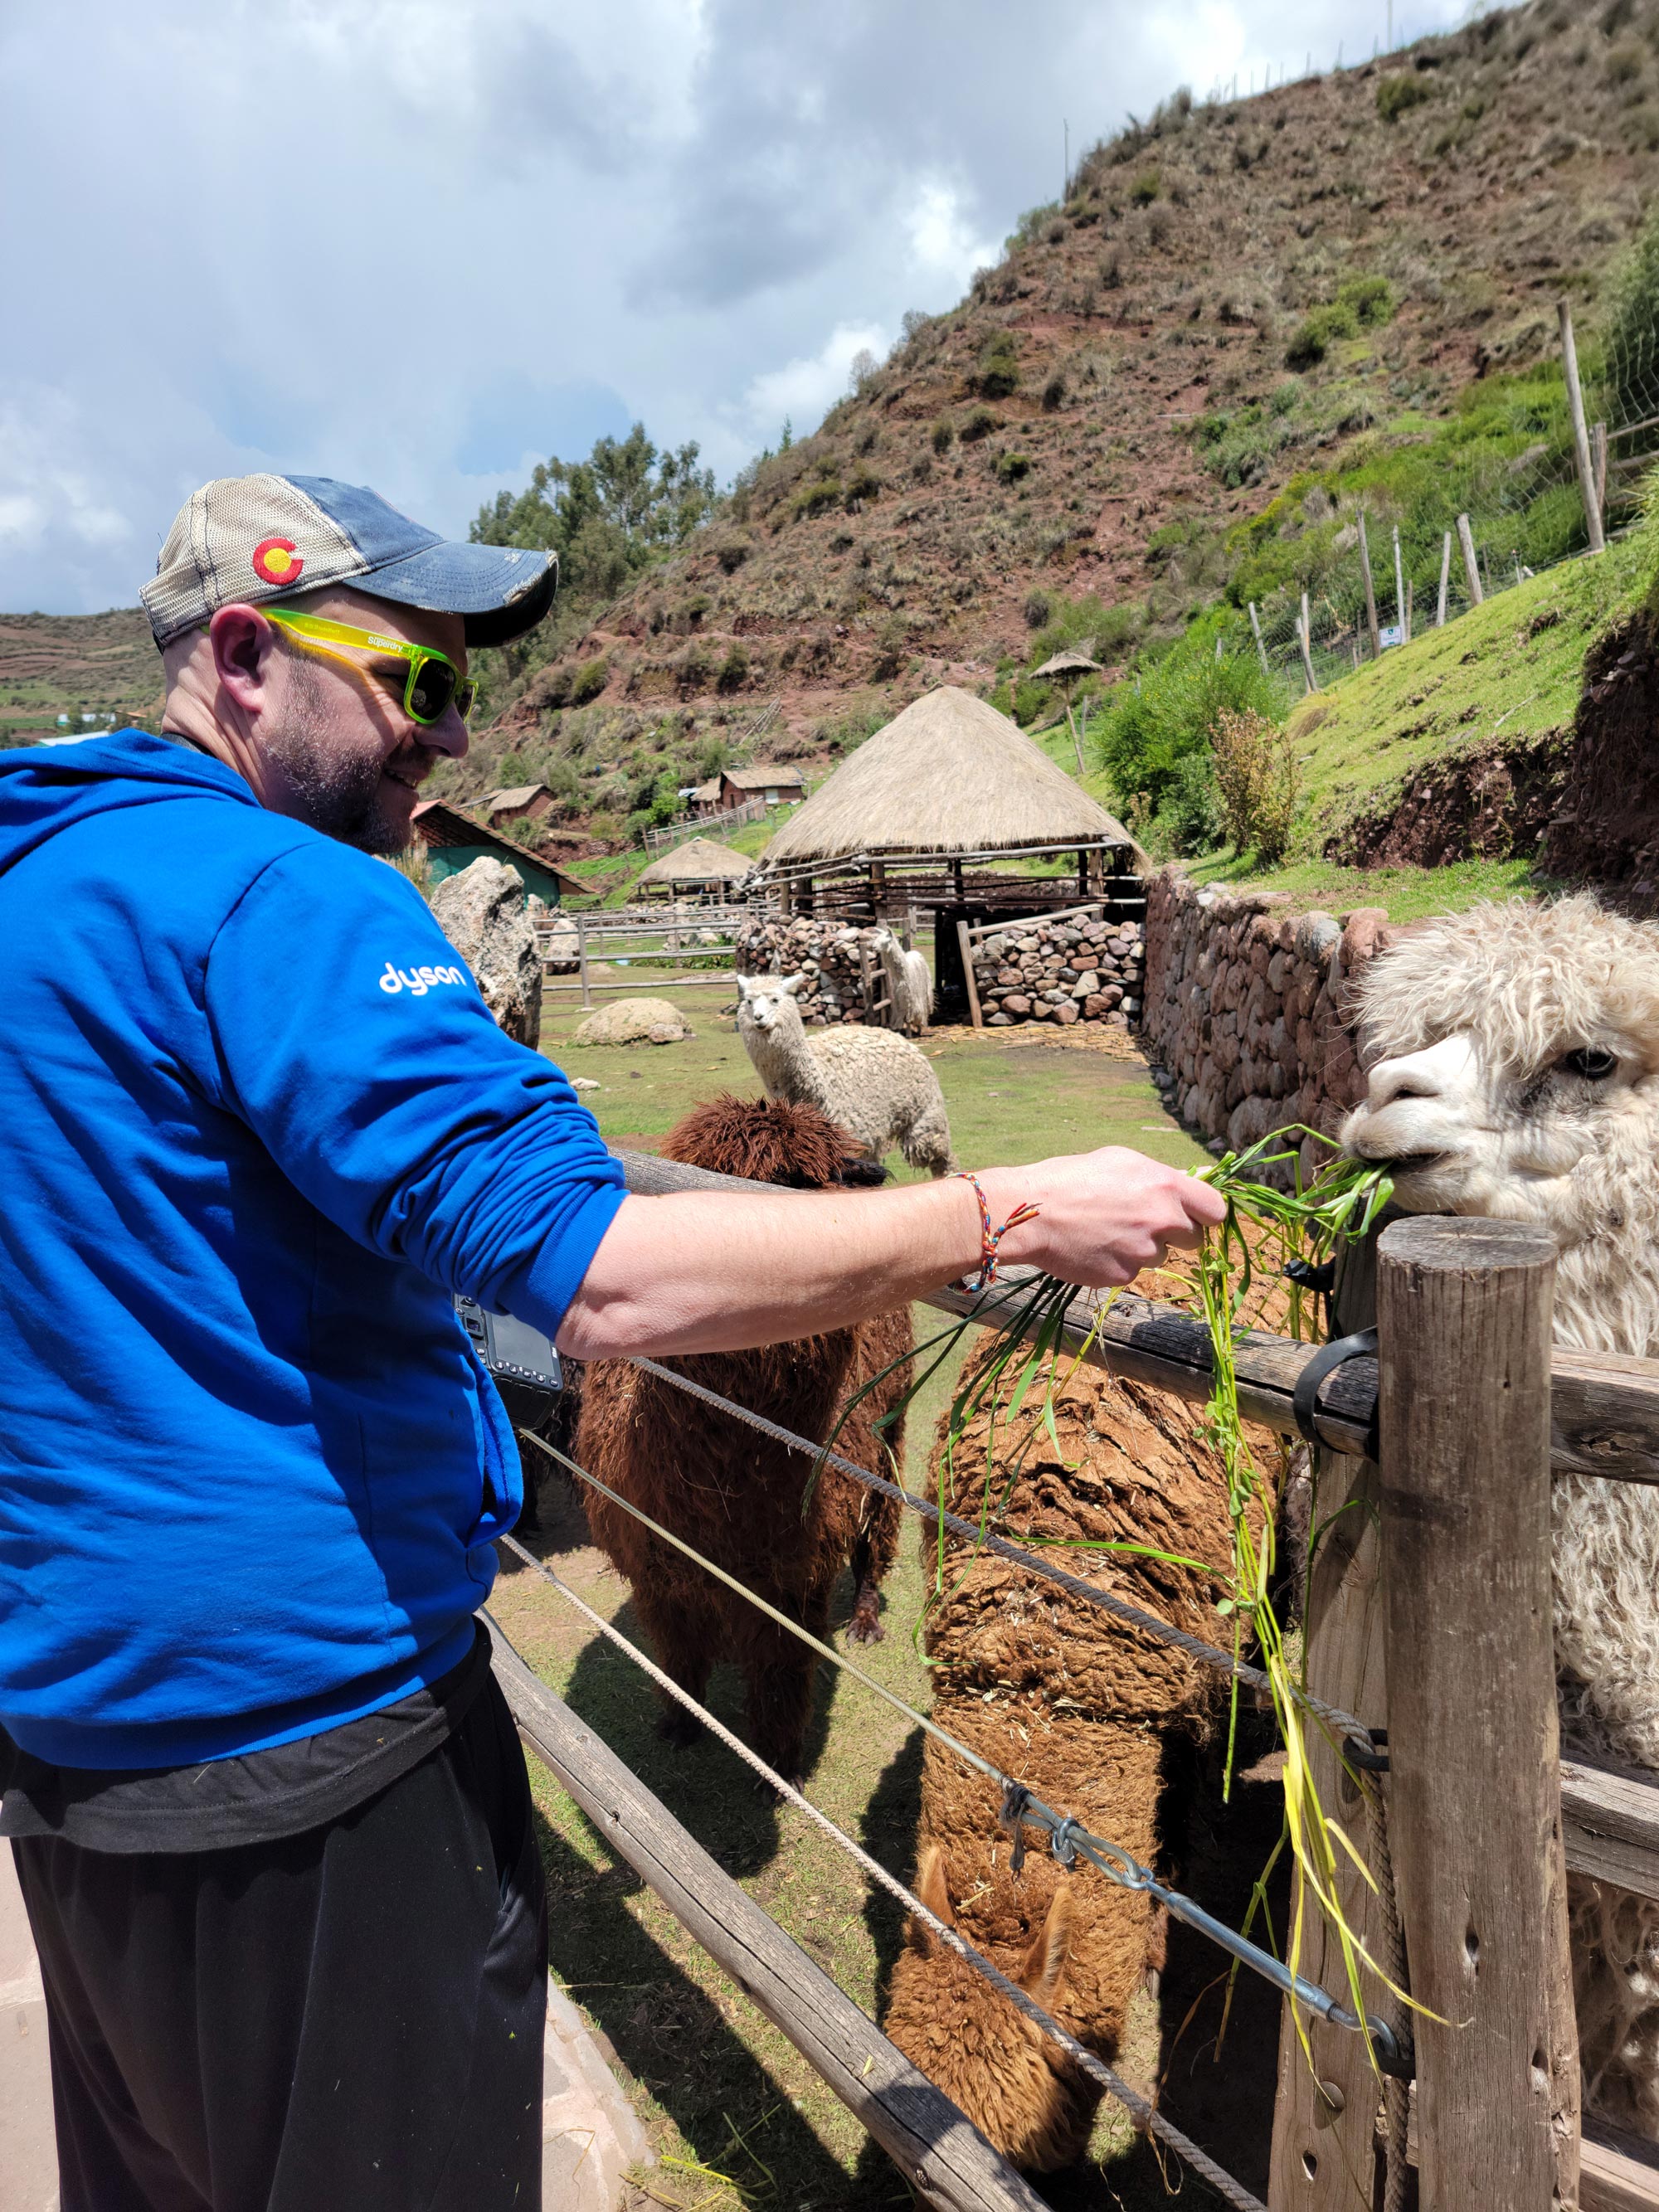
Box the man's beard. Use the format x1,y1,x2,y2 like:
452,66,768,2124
265,669,422,854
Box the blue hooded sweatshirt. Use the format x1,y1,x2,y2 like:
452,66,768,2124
0,730,625,1767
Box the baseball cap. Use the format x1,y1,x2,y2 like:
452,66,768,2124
140,473,557,651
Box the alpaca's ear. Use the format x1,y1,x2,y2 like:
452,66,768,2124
1018,1885,1073,2012
910,1845,956,1954
736,975,754,1000
781,972,808,996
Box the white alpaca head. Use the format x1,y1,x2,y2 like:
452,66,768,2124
735,971,807,1044
1342,895,1659,1354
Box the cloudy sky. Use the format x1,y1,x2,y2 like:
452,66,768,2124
0,0,1480,614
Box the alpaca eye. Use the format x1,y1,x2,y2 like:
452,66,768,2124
1560,1047,1618,1081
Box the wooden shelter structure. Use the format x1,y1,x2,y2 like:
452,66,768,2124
410,799,586,904
1029,649,1102,775
751,685,1143,1021
632,835,753,903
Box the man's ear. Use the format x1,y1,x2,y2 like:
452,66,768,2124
208,604,277,712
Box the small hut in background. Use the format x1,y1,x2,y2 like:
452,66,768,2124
750,686,1142,1023
632,836,752,905
1029,650,1103,775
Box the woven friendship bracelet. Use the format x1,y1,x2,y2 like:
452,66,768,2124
954,1169,1040,1294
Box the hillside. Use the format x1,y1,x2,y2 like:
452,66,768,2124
436,0,1658,843
0,608,159,741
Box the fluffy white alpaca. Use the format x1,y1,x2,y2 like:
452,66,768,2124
735,973,956,1176
871,926,932,1037
1344,893,1659,2137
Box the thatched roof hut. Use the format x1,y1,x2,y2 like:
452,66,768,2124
1030,650,1102,681
762,686,1135,865
633,836,752,901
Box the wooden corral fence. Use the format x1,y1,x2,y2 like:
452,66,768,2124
494,1147,1659,2212
538,907,762,1009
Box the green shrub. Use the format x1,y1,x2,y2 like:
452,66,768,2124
716,644,750,693
1024,589,1053,629
1376,73,1431,122
975,333,1022,398
844,462,883,506
1209,706,1299,860
1096,630,1284,817
569,657,609,707
960,406,999,443
713,535,752,574
931,417,956,455
1150,751,1227,857
1041,372,1068,411
1286,302,1359,370
791,474,844,520
1129,168,1161,205
996,451,1034,483
1338,273,1395,327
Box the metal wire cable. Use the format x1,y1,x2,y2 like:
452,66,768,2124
625,1354,1374,1748
498,1537,1269,2212
519,1427,1407,2071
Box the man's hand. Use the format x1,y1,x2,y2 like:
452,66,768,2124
977,1147,1225,1290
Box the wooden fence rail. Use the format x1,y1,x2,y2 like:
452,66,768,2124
484,1615,1048,2212
606,1147,1659,2208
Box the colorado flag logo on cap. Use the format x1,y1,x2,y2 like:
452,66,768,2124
252,536,304,586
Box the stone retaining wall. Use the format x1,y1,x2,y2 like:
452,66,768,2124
968,912,1144,1028
1141,870,1397,1167
733,915,888,1025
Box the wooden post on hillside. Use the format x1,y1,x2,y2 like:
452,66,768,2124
956,917,984,1029
1593,421,1608,519
1297,591,1318,693
1268,1238,1390,2212
1377,1218,1579,2211
1437,530,1452,626
1457,513,1485,607
1248,600,1271,675
1392,524,1408,644
577,917,592,1009
1559,300,1607,557
1405,577,1413,643
1358,511,1383,658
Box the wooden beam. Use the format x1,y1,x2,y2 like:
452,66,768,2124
1562,1757,1659,1903
1559,300,1608,557
484,1617,1051,2212
956,916,985,1029
1357,511,1382,659
1457,513,1485,607
611,1154,1659,1486
1583,2117,1659,2212
1377,1217,1579,2211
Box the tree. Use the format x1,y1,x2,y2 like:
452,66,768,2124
470,423,718,606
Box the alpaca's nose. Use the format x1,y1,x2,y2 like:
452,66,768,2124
1362,1033,1480,1113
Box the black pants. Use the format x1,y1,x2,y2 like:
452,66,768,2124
12,1676,547,2212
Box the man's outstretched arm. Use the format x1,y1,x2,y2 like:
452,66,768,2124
556,1146,1223,1360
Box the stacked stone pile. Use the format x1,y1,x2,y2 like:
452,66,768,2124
972,913,1144,1028
1141,871,1397,1172
734,914,889,1025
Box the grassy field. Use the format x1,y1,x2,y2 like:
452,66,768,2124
500,987,1288,2209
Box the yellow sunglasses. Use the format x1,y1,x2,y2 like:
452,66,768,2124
261,605,476,725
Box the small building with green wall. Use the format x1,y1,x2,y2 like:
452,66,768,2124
411,800,586,905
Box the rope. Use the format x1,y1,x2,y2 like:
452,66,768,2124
499,1537,1269,2212
519,1428,1407,2069
625,1354,1374,1749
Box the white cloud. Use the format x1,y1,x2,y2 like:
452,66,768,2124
741,322,892,443
905,177,1001,291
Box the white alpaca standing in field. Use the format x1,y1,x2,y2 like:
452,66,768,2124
735,973,956,1175
1344,894,1659,2137
872,926,932,1037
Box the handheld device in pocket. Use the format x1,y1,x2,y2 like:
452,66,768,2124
454,1296,563,1428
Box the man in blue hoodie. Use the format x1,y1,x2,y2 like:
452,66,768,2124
0,473,1221,2212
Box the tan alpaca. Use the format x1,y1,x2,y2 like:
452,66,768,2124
1345,892,1659,2137
882,1359,1241,2169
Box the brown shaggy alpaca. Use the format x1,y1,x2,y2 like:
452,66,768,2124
883,1357,1241,2171
575,1095,912,1783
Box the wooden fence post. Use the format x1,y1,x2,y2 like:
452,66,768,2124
1269,1238,1390,2212
1437,530,1452,626
1457,513,1485,608
956,916,984,1029
1376,1217,1579,2212
1392,525,1408,644
1592,421,1608,520
1298,591,1318,693
1559,300,1607,557
1249,599,1272,675
577,917,592,1009
1358,512,1382,659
